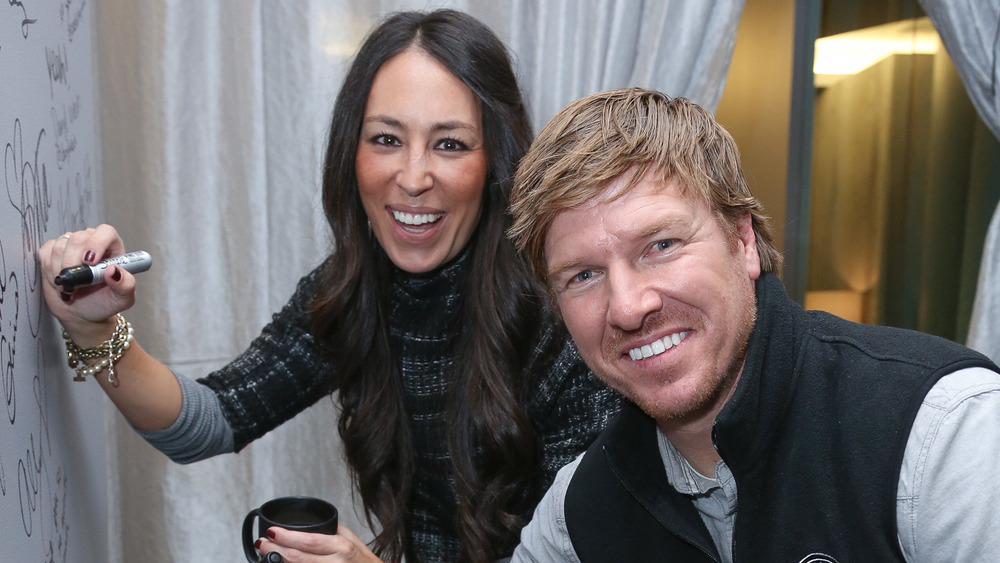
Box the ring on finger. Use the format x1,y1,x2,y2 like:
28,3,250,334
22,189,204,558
58,233,72,240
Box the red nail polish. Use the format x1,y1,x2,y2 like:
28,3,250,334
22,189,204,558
84,250,96,263
266,528,276,539
111,265,122,282
60,292,72,302
254,538,262,550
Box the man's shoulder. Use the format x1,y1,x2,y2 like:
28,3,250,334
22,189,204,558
800,309,997,373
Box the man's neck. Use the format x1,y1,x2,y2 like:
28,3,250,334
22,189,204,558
658,417,721,477
656,372,742,478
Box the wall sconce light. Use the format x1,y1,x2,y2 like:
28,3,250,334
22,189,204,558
814,17,939,88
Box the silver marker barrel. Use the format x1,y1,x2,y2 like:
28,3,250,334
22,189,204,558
54,250,153,289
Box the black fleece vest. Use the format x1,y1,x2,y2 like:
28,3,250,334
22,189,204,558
565,273,998,562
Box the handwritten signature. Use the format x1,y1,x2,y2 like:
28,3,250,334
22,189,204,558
5,0,38,40
5,118,50,340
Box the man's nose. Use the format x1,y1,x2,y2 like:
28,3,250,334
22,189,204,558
606,265,660,332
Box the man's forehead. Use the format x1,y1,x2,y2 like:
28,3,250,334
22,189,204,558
558,172,686,217
544,175,698,252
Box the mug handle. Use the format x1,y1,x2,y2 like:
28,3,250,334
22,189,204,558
242,508,262,562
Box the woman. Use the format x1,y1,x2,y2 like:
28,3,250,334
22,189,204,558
40,9,619,563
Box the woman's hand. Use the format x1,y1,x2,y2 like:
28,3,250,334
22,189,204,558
39,224,137,345
256,524,385,563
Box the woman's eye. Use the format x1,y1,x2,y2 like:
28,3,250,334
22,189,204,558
436,138,468,151
371,134,400,146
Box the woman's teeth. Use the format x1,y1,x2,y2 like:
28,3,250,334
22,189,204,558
629,331,688,361
393,210,443,226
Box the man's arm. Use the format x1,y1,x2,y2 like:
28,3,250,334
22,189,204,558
512,454,585,563
897,366,1000,561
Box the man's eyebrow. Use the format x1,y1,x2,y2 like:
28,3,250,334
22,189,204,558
544,216,690,278
636,216,687,238
546,257,586,282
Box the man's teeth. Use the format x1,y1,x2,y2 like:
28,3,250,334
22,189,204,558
393,210,443,226
629,331,688,361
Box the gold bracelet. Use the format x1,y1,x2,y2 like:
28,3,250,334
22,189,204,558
63,314,134,385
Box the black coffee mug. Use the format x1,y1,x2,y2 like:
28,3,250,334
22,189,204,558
242,496,338,562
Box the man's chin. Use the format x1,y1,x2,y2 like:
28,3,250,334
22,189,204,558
617,373,735,425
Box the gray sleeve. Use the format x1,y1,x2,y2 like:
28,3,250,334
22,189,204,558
512,453,584,563
132,371,235,464
897,366,1000,561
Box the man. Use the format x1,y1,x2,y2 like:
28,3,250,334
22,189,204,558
506,88,1000,562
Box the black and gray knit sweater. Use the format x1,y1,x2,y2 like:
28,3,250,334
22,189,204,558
200,251,621,562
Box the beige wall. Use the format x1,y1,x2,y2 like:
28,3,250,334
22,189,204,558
715,0,797,261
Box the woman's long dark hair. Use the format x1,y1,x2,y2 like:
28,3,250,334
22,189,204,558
308,10,542,562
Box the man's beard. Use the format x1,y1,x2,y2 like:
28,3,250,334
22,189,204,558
600,290,758,423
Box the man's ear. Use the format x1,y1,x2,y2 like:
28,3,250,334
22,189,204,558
546,287,564,323
736,211,761,280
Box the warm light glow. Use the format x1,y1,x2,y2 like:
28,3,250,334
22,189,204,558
805,290,865,323
814,18,940,87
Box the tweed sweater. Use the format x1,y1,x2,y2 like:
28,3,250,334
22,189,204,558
199,251,621,562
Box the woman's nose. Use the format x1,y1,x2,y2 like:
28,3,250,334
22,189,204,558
397,149,433,197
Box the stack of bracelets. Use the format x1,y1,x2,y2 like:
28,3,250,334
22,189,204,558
63,313,134,384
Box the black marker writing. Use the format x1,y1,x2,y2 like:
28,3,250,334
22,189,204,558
6,0,38,39
0,240,18,426
45,44,69,98
60,0,86,43
5,119,52,339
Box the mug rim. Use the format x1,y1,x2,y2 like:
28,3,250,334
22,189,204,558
259,495,338,524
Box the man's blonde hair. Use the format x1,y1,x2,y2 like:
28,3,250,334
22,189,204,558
509,88,781,283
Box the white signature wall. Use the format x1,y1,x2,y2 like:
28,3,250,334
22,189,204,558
1,1,108,561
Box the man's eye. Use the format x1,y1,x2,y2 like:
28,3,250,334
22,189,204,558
653,240,676,252
573,270,594,283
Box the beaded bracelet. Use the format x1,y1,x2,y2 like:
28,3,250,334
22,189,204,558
63,314,134,385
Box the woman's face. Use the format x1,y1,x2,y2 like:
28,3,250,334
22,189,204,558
356,48,488,274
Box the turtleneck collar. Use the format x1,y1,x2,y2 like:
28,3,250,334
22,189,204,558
388,241,473,301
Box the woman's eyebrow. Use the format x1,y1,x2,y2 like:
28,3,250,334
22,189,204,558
361,115,477,134
362,115,401,127
432,120,477,132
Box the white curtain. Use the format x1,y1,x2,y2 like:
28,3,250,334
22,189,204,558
919,0,1000,363
92,1,744,561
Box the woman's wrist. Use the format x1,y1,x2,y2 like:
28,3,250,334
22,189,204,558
62,314,135,384
60,314,121,348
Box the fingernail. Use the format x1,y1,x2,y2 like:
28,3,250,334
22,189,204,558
111,265,122,282
84,250,96,263
254,538,262,550
60,292,72,302
266,528,276,539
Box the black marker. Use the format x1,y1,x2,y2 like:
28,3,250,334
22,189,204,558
54,250,153,290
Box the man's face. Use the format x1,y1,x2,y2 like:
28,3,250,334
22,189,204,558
544,173,761,425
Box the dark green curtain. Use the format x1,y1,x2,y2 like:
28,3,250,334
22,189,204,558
808,11,1000,343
